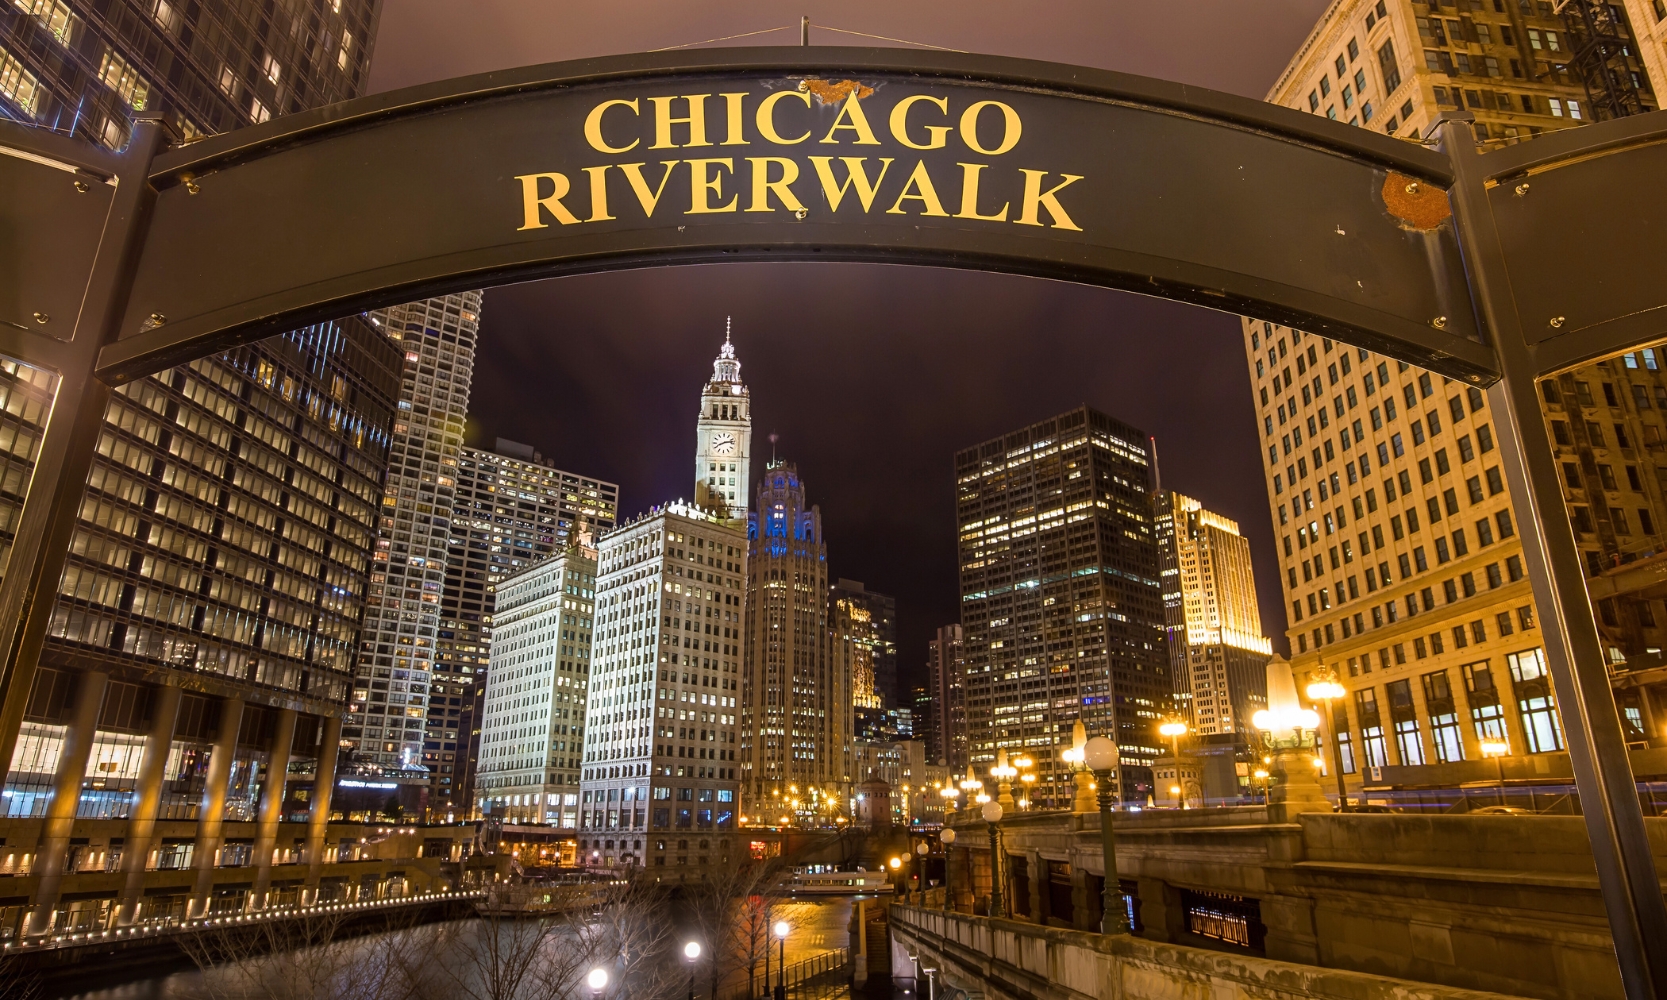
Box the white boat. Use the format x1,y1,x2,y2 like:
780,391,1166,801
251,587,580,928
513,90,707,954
773,868,894,896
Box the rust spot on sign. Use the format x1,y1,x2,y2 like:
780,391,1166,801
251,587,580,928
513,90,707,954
1382,171,1451,231
802,78,874,103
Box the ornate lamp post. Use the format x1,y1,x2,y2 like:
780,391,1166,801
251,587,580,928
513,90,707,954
1082,735,1131,934
980,800,1005,918
939,827,956,912
1305,674,1350,812
991,750,1017,809
1158,719,1188,808
1481,738,1510,806
772,920,789,1000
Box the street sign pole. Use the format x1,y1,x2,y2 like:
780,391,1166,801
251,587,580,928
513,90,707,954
1441,114,1667,1000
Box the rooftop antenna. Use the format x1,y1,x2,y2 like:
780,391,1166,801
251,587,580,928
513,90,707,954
1150,435,1161,494
801,15,810,46
770,432,779,464
726,315,731,344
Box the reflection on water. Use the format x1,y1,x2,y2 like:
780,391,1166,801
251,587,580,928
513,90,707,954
57,898,858,1000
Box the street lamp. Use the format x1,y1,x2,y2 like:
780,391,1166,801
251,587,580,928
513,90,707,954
1082,735,1130,934
1252,767,1270,803
586,967,609,999
939,827,956,912
1158,719,1188,758
772,920,790,1000
1481,738,1510,806
915,840,929,903
991,750,1018,808
1306,675,1350,812
980,800,1005,919
683,941,702,1000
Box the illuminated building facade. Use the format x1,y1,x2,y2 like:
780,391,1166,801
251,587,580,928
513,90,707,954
956,407,1169,805
741,460,849,818
429,440,616,821
1155,491,1272,736
926,624,968,770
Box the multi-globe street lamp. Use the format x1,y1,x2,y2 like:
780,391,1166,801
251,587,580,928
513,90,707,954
1082,734,1131,935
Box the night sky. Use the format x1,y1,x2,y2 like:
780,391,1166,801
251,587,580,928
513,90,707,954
365,1,1331,690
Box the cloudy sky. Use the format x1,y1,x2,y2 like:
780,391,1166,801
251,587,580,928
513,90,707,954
364,0,1331,691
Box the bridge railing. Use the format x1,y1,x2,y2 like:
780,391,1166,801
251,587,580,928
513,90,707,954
888,903,1520,1000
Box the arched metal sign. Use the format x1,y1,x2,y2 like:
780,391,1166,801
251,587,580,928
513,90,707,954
5,47,1667,995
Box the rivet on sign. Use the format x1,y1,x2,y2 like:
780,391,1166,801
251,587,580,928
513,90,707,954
1335,226,1346,235
185,178,201,194
797,80,810,93
149,312,167,326
1549,316,1565,328
73,180,89,193
1431,316,1448,330
32,313,48,325
794,208,808,220
1514,183,1530,197
1405,182,1420,194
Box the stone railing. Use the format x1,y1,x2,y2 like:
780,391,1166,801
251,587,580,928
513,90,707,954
888,903,1520,1000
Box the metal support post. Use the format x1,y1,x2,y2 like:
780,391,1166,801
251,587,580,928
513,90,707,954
1440,115,1667,998
0,122,169,789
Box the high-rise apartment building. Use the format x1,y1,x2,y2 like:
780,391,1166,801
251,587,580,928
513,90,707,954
830,578,898,707
345,295,479,798
428,441,616,821
579,503,745,873
1155,492,1273,736
956,407,1169,805
741,459,849,816
1,0,379,147
694,330,752,517
0,0,404,932
1254,0,1667,777
476,538,595,826
831,581,884,712
1267,0,1650,150
926,624,967,769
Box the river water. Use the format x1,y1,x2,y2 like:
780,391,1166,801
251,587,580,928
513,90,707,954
54,898,859,1000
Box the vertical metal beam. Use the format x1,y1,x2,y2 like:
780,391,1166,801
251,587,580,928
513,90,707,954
1441,116,1667,999
0,123,168,785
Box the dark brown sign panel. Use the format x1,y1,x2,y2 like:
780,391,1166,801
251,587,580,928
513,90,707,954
98,49,1493,382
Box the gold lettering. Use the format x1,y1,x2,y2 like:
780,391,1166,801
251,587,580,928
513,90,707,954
959,100,1022,156
618,161,681,217
583,99,640,154
808,157,893,212
889,95,951,149
756,90,812,145
581,166,615,223
886,161,949,217
746,157,805,213
650,95,713,149
954,163,1009,222
686,158,738,213
1016,169,1083,230
819,91,881,145
721,92,749,145
514,173,581,229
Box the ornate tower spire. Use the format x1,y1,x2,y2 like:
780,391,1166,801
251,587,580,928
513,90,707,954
695,318,752,517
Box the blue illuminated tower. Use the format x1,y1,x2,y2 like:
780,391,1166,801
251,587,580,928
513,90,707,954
740,461,849,814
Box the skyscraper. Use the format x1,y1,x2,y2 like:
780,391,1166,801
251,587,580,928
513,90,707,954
1155,491,1272,736
694,327,752,517
741,460,849,815
926,624,967,769
428,440,617,821
1,0,379,148
830,578,898,707
476,537,596,826
345,295,479,797
576,335,749,874
956,407,1169,805
0,0,402,932
831,582,883,713
1267,0,1651,145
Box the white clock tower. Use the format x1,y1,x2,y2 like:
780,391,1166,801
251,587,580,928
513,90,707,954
695,320,752,517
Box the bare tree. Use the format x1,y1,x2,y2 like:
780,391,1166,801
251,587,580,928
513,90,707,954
688,857,784,1000
178,905,447,1000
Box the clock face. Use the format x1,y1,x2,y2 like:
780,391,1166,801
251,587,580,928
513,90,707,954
711,432,737,456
